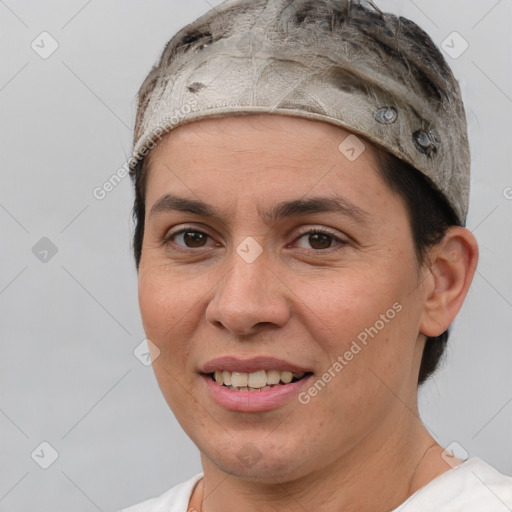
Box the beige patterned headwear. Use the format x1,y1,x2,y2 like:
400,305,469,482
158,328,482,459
131,0,470,223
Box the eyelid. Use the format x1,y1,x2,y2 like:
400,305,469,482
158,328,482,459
291,226,349,250
293,225,345,239
161,225,218,250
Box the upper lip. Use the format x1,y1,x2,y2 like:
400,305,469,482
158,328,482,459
200,356,312,374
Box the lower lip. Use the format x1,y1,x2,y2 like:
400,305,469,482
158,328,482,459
201,374,313,412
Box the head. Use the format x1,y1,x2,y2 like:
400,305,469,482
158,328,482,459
128,0,478,484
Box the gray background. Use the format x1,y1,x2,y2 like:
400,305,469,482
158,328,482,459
0,0,511,510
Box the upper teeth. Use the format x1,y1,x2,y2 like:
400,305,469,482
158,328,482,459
214,370,305,389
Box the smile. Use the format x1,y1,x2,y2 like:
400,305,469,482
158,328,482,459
211,370,309,391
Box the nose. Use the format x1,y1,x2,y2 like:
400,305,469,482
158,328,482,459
205,249,291,336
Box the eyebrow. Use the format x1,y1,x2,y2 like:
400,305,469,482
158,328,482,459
148,193,369,225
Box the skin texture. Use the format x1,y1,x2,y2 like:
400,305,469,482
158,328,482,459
138,114,479,512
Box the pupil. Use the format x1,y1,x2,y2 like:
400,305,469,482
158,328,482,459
309,233,331,250
184,231,206,247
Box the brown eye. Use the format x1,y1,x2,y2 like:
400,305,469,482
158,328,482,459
294,228,347,251
165,228,214,250
308,233,333,250
181,231,208,248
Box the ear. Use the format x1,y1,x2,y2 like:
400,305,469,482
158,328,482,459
419,226,479,337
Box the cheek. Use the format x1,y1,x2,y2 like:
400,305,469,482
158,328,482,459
294,268,401,337
137,266,202,409
294,264,420,385
138,264,199,344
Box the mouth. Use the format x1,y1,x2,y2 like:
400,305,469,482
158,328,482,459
206,369,313,391
199,356,314,410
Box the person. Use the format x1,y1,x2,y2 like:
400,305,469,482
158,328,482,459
120,0,512,510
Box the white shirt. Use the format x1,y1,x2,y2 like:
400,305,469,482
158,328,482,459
119,458,512,512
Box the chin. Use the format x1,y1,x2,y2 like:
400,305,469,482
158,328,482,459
199,435,315,484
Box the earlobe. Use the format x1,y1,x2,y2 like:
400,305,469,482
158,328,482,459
419,227,479,337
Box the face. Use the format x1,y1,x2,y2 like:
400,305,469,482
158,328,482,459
138,114,429,483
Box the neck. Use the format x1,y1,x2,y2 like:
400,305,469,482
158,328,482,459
194,414,449,512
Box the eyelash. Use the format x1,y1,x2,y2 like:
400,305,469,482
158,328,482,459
161,225,348,253
293,226,348,250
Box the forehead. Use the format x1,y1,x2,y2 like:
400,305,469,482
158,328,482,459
155,114,376,148
146,114,382,183
142,114,403,226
